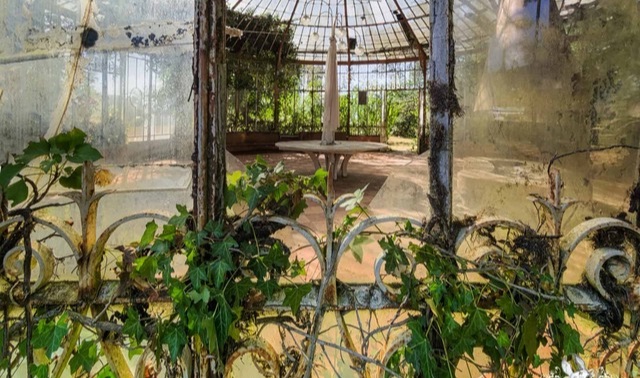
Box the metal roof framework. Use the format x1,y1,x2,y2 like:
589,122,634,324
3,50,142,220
226,0,596,65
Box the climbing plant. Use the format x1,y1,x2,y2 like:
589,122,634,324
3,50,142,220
381,222,583,377
0,149,328,377
124,158,326,375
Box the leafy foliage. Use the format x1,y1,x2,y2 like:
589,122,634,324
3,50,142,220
69,340,99,375
124,159,323,369
31,313,69,358
226,10,299,131
0,129,104,378
0,128,102,208
381,225,583,377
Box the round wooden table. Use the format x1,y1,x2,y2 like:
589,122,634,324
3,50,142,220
276,140,388,179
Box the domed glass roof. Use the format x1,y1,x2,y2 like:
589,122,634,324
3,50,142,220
226,0,589,64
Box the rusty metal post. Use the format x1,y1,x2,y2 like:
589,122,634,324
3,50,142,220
418,67,428,153
193,0,227,230
428,0,456,247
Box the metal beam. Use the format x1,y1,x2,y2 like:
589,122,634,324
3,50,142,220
292,56,419,65
193,0,227,228
343,0,352,136
390,0,429,72
428,0,456,247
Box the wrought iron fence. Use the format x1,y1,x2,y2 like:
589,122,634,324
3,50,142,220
1,159,639,376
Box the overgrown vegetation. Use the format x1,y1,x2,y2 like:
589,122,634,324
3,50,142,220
0,129,104,377
0,132,638,377
123,158,326,375
226,10,300,132
0,135,328,377
382,223,583,377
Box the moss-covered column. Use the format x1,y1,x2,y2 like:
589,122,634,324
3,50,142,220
428,0,458,248
193,0,227,229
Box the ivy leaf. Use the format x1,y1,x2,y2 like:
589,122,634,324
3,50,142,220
257,279,279,299
205,220,225,238
211,259,232,289
273,181,288,201
290,200,308,220
188,287,211,304
201,315,218,354
123,307,146,342
340,185,368,211
68,142,102,163
466,309,489,335
497,330,510,350
150,239,171,255
283,283,312,315
558,323,583,355
169,283,188,304
273,161,285,174
349,234,373,263
4,179,28,206
30,364,48,378
156,224,177,241
133,256,158,282
214,295,235,346
161,323,188,362
31,313,69,358
263,242,289,271
169,204,190,227
405,319,436,377
224,186,238,209
380,236,408,275
225,277,253,305
404,220,415,233
310,168,328,192
0,163,26,188
245,186,261,211
520,312,540,359
49,128,86,153
497,294,522,318
211,235,237,264
249,257,268,281
140,221,158,248
39,159,57,173
227,170,243,186
69,339,98,374
228,309,243,341
189,266,207,291
289,258,306,278
59,165,83,189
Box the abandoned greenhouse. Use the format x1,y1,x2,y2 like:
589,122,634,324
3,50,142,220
1,0,640,376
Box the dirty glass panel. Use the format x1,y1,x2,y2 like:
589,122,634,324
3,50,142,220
453,0,640,230
1,0,194,270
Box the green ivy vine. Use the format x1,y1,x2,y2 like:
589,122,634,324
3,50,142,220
382,222,583,378
122,157,328,375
